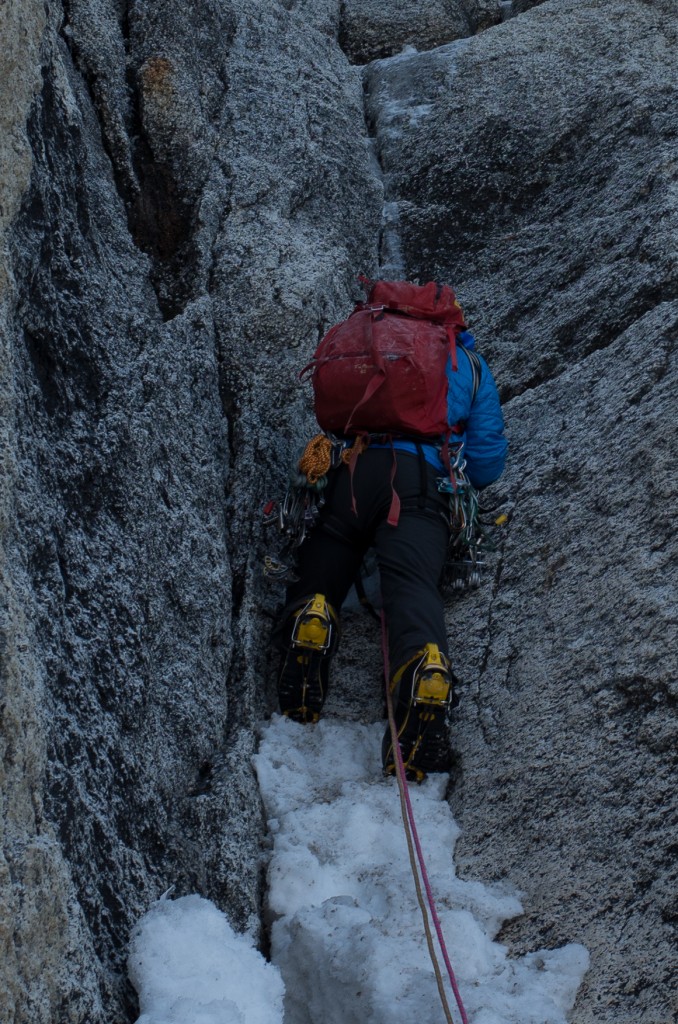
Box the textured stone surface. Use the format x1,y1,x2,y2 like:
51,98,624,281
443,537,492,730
1,0,677,1022
366,0,678,398
1,5,110,1019
339,0,477,64
447,307,677,1024
363,1,677,1021
0,0,46,297
1,0,379,1020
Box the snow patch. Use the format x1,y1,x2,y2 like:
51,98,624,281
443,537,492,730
128,894,285,1024
254,715,589,1024
127,715,588,1024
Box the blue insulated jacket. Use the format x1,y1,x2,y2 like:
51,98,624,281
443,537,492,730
373,331,508,488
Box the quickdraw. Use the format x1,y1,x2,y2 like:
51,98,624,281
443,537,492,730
437,443,488,592
262,487,322,583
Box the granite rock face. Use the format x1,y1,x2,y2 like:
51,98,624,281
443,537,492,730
339,0,479,64
363,1,677,1021
1,0,676,1023
365,0,678,399
1,1,379,1020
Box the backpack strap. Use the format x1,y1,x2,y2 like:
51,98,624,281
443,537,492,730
446,325,458,372
386,438,401,527
344,433,369,516
449,348,483,436
344,308,388,433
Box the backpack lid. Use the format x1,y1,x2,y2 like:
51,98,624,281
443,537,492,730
359,278,466,330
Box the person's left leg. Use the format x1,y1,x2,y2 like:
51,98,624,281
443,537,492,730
277,527,365,722
276,465,371,722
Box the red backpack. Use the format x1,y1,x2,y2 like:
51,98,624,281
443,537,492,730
301,279,467,439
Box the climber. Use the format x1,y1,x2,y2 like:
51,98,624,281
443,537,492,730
275,279,507,781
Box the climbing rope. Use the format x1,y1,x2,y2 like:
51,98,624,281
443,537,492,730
297,432,369,486
298,433,333,485
381,612,469,1024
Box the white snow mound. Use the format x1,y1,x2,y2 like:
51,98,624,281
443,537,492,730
128,894,285,1024
254,715,589,1024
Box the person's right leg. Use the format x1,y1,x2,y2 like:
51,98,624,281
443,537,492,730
381,640,456,780
373,461,456,780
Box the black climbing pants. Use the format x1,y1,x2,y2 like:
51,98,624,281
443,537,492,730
284,448,451,673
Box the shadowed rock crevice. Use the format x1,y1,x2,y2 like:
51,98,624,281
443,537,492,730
339,0,508,65
500,281,678,401
59,2,139,234
340,0,538,76
61,0,236,319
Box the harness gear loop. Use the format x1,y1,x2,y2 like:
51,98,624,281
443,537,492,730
340,433,370,465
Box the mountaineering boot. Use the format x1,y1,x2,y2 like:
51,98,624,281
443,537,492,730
382,643,456,782
277,594,339,723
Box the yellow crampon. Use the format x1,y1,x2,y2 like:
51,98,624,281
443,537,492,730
391,643,452,707
411,645,452,707
292,593,335,653
278,594,338,724
384,643,453,781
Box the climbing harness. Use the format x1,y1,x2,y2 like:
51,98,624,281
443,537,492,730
262,441,383,584
381,613,469,1024
264,433,506,590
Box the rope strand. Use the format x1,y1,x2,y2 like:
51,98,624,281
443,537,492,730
381,612,469,1024
386,667,456,1024
298,433,333,485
